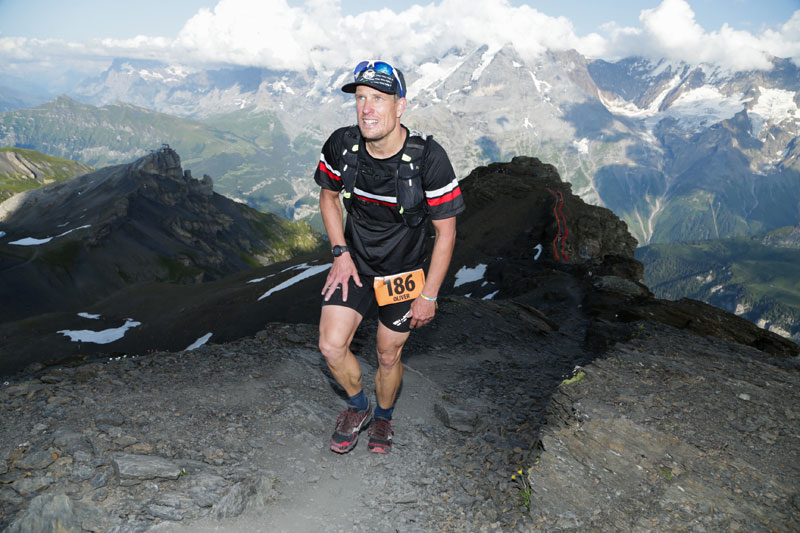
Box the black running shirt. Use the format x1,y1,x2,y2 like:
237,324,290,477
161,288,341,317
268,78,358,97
315,125,465,277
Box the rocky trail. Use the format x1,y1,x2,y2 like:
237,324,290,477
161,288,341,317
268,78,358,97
1,292,798,532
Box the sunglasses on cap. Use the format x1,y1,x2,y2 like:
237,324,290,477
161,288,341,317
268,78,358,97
353,60,405,97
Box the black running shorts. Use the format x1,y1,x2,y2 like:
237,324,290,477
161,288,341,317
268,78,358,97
322,275,413,333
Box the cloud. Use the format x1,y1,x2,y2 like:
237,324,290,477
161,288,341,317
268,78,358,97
165,0,800,72
1,0,799,90
599,0,800,70
166,0,605,70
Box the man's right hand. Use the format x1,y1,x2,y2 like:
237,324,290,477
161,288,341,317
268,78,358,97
322,253,362,302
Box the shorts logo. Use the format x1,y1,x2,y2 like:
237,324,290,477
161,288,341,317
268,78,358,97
393,312,410,328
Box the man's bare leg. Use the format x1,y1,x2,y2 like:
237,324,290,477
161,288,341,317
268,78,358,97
319,305,373,453
367,323,410,454
319,305,364,396
374,322,410,411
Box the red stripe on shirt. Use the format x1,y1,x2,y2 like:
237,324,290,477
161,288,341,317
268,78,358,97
426,187,462,207
354,193,396,207
318,161,341,181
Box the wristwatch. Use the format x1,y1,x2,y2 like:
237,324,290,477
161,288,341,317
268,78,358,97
332,245,349,257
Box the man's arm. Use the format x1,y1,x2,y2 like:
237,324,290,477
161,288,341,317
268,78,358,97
409,216,456,329
319,188,361,302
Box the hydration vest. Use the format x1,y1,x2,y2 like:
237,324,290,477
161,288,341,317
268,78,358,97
339,125,430,228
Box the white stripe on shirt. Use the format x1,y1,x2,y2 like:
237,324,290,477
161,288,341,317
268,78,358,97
425,178,459,199
320,152,340,177
354,186,396,203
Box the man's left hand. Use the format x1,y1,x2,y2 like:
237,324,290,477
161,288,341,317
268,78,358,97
409,297,436,329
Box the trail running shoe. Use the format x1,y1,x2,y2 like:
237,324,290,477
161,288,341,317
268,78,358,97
330,402,372,454
367,418,393,454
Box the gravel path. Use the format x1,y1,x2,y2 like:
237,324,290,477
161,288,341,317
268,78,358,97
1,313,565,532
2,298,797,532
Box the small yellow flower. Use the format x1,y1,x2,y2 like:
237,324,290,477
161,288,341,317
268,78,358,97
511,474,516,480
518,469,523,475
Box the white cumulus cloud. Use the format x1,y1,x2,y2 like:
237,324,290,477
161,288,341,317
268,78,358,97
170,0,606,69
600,0,800,70
0,0,798,89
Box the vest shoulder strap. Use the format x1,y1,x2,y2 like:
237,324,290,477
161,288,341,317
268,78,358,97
340,126,361,198
399,130,429,176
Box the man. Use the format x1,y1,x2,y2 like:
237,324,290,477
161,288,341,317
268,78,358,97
315,60,465,454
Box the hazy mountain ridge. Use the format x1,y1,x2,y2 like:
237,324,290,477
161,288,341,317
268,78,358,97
0,96,320,220
2,47,798,245
0,85,49,114
3,46,793,247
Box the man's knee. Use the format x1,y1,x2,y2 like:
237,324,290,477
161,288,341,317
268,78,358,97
319,330,348,364
376,345,402,370
319,306,361,364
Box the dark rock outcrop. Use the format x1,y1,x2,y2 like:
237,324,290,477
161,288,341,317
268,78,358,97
450,156,797,358
0,154,796,379
0,148,323,325
450,156,643,301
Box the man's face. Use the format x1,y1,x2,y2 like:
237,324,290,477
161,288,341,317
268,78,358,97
355,85,406,142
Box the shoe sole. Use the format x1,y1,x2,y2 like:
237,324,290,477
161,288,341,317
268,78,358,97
367,442,391,454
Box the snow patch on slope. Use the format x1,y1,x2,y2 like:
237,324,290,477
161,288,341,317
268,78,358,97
58,318,141,344
666,86,747,128
472,47,500,82
749,87,800,138
409,54,469,101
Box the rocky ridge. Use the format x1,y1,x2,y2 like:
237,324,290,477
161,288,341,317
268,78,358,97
763,223,800,249
1,155,797,531
0,148,323,324
1,297,797,532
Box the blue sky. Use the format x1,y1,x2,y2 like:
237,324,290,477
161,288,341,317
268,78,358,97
0,0,798,92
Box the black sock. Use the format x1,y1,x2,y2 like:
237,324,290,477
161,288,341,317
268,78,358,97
348,389,369,411
374,404,393,420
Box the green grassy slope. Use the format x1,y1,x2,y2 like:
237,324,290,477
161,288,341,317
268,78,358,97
0,147,93,202
637,232,800,340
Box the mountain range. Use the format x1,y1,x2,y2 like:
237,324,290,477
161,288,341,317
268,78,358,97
1,45,797,246
0,44,798,348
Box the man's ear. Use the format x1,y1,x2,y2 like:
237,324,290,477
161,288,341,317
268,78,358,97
396,97,407,118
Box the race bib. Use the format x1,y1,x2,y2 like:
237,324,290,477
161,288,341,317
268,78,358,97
373,269,425,306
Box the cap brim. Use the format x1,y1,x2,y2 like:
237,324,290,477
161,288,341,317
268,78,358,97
341,80,399,96
341,82,360,94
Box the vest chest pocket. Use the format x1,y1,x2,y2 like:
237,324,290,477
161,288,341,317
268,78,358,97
396,166,425,228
